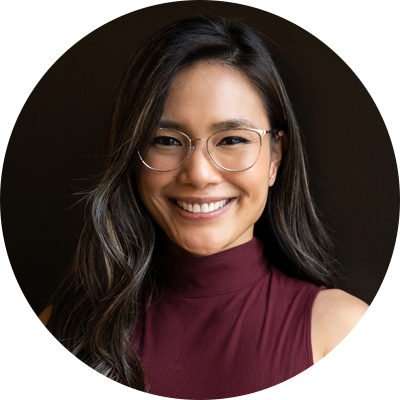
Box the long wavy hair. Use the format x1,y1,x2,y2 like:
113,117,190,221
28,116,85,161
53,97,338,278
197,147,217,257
46,16,339,390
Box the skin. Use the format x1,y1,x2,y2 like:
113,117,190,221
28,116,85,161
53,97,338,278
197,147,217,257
41,62,369,363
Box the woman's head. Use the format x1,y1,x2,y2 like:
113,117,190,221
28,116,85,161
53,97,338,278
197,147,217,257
100,16,336,283
104,17,299,255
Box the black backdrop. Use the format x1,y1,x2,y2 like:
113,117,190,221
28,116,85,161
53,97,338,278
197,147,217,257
1,1,399,316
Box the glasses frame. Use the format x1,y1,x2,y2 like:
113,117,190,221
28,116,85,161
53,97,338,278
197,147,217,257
138,127,283,172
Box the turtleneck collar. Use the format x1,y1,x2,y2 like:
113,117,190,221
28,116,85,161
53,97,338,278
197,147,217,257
155,237,269,298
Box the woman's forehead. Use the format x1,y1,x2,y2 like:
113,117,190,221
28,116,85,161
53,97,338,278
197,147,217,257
163,62,269,131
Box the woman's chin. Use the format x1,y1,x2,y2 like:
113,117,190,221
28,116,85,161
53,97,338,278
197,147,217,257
165,235,228,258
163,226,254,258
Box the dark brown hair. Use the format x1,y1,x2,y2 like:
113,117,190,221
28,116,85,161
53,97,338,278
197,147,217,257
47,16,338,390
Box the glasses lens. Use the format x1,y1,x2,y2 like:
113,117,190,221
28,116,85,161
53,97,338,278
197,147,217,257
139,129,190,171
208,129,261,171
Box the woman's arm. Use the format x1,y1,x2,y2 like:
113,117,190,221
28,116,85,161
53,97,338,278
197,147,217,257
18,306,51,393
312,289,396,400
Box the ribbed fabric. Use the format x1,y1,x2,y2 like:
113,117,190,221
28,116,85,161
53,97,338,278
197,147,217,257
132,238,325,399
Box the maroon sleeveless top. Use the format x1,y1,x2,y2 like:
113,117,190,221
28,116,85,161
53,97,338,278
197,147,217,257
132,238,325,398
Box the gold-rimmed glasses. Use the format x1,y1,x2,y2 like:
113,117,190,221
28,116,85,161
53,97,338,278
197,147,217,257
138,127,282,172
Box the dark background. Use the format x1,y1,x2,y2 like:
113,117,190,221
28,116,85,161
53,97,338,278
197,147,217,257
1,1,398,315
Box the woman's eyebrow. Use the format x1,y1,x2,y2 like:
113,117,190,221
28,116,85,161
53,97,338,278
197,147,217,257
210,118,258,130
158,118,258,131
158,120,185,130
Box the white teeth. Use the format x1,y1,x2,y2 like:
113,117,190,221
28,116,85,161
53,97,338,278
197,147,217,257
193,204,201,213
201,203,209,213
176,199,230,213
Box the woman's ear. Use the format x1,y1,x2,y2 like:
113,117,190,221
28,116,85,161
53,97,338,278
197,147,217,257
269,131,285,187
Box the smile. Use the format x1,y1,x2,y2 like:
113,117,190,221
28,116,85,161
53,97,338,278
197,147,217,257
176,199,230,214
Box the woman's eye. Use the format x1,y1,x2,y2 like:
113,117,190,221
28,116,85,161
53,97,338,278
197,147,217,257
218,136,249,146
153,136,182,146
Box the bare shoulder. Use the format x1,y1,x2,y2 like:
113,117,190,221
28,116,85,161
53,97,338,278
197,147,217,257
314,289,369,323
18,306,51,393
313,289,396,400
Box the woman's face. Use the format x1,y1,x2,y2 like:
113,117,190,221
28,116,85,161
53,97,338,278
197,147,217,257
136,62,282,257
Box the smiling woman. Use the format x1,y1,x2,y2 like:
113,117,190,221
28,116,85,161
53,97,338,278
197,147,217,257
40,16,368,398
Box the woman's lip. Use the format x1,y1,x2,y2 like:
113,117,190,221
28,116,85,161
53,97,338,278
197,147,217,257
168,198,235,221
170,197,234,204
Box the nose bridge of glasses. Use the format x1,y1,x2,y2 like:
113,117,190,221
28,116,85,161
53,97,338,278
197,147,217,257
186,137,209,159
190,138,208,144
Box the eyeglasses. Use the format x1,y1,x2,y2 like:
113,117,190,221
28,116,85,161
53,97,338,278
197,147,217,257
138,127,282,172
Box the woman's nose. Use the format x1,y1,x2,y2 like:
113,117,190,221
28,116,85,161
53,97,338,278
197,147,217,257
176,140,222,188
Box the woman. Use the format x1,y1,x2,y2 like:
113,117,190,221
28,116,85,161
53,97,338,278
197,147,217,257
40,16,368,397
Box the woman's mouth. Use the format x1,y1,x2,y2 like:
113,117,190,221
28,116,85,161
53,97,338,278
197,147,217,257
176,199,230,214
